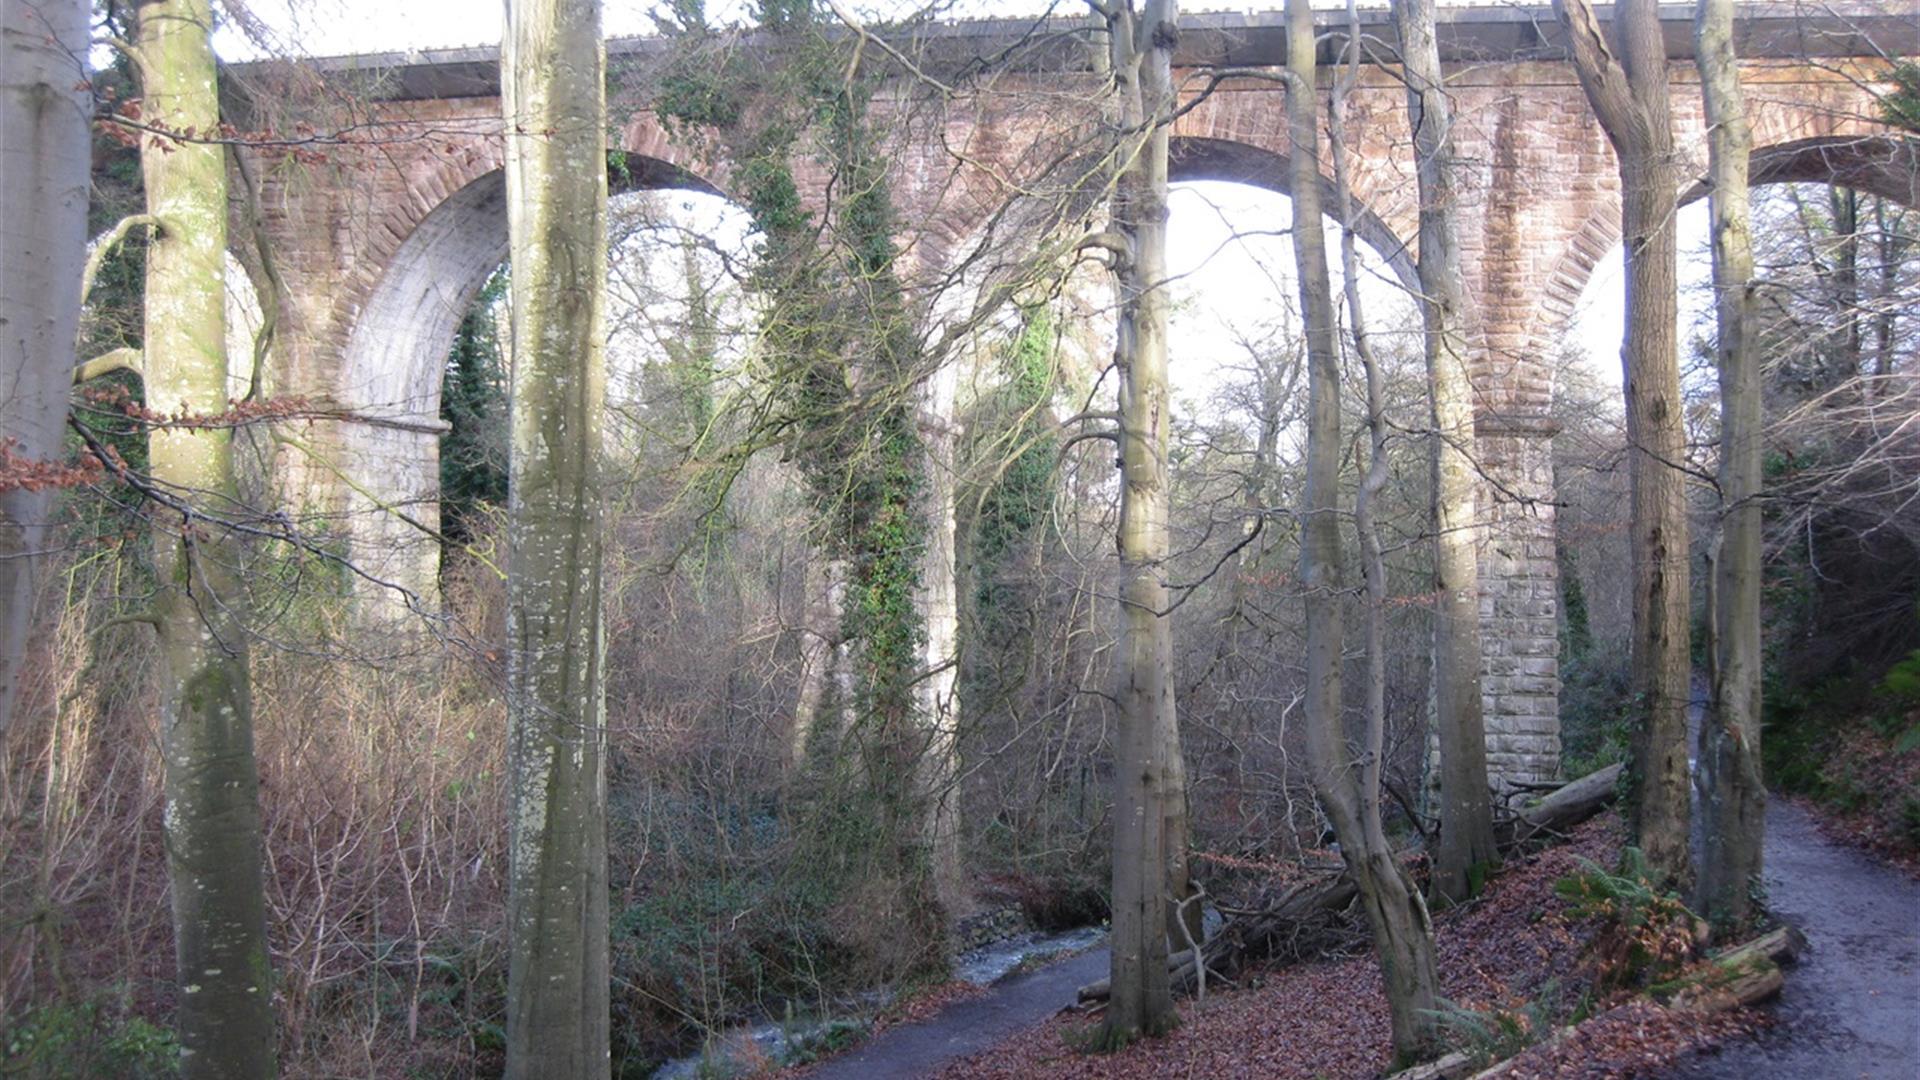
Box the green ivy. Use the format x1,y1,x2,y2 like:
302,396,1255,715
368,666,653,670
654,0,946,975
1881,61,1920,134
439,267,510,545
971,306,1059,644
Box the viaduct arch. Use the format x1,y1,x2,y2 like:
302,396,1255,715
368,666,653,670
226,3,1917,786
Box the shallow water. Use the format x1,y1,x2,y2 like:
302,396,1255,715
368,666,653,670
950,925,1108,986
651,924,1109,1079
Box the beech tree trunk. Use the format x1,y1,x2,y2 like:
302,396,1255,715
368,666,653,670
1098,0,1185,1045
1301,0,1443,1060
0,0,89,740
1693,0,1764,925
1392,0,1500,906
137,2,278,1075
501,0,611,1073
1554,0,1691,886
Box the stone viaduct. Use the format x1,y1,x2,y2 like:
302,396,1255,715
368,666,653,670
222,3,1917,787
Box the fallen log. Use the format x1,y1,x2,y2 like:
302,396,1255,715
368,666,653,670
1079,764,1626,1005
1657,924,1806,1012
1499,763,1625,847
1385,1050,1476,1080
1383,924,1809,1080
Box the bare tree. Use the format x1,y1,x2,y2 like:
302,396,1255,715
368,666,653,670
1390,0,1499,906
0,0,90,740
1093,0,1187,1047
135,1,278,1074
1328,0,1443,1053
1693,0,1764,926
501,0,611,1072
1555,0,1692,884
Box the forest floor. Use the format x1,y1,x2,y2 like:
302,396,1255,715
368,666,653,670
779,799,1920,1079
913,813,1746,1080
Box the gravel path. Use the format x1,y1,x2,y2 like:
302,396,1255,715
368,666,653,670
1667,800,1920,1079
799,947,1108,1080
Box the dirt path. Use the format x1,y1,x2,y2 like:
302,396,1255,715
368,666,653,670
798,947,1108,1080
1667,800,1920,1079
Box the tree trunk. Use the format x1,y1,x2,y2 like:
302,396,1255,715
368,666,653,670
137,2,278,1075
792,549,848,766
1328,0,1443,1053
501,0,611,1073
1098,0,1185,1046
1554,0,1691,887
1871,198,1899,380
1300,0,1443,1061
1692,0,1764,926
0,0,89,740
1392,0,1500,906
1828,186,1859,379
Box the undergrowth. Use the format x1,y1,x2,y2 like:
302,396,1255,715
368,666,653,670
1553,848,1701,991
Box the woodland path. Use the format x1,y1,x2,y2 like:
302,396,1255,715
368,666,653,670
799,946,1108,1080
800,800,1918,1080
1666,799,1920,1079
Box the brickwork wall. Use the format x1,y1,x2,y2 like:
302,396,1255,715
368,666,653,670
232,47,1900,783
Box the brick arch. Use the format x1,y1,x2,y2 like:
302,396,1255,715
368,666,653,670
330,131,734,607
334,138,507,345
615,111,732,197
1168,135,1419,293
1682,134,1920,211
1526,204,1622,375
911,130,1424,361
1523,132,1916,379
336,117,726,344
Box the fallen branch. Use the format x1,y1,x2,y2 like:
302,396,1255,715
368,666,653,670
1384,924,1808,1080
1079,764,1628,1005
1657,924,1806,1013
1499,763,1625,847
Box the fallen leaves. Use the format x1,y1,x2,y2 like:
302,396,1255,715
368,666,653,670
930,815,1762,1079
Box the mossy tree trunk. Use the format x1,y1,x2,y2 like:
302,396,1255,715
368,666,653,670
0,0,90,739
1391,0,1500,906
1693,0,1764,925
1555,0,1692,887
1097,0,1186,1046
501,0,611,1073
137,1,278,1075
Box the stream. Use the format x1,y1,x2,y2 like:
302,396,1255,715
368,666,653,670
650,925,1107,1079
